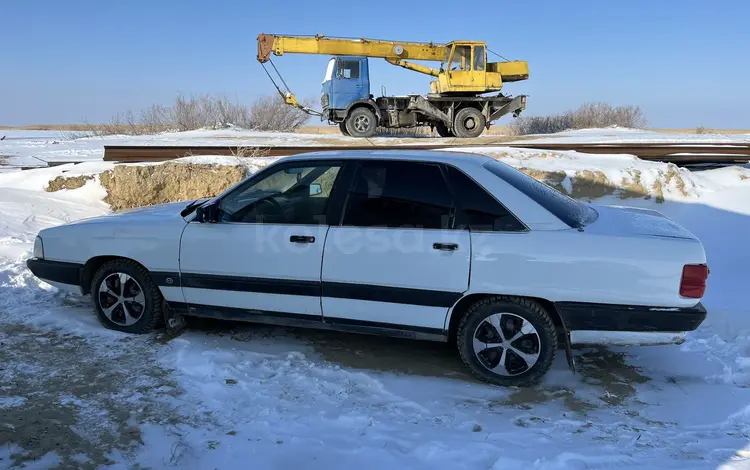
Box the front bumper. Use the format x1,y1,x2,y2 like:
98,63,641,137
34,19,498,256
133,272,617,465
26,258,82,286
555,301,707,333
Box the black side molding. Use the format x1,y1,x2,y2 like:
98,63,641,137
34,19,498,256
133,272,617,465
158,272,463,308
167,302,447,342
555,301,707,332
26,258,82,286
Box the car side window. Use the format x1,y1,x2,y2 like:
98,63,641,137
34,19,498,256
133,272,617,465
446,165,526,232
218,164,341,225
341,161,454,229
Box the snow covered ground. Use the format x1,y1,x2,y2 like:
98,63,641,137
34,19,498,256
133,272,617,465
2,133,750,469
518,127,750,145
2,127,749,170
0,128,349,168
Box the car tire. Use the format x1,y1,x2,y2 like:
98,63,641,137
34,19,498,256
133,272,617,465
345,107,377,138
456,296,557,386
453,107,486,138
435,122,455,138
91,259,163,334
339,121,350,136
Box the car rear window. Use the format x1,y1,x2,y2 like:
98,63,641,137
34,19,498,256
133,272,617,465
483,160,599,228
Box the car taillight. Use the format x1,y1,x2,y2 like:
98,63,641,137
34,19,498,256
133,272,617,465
680,264,709,298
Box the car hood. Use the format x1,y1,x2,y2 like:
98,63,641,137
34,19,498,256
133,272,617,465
69,201,190,226
586,204,698,240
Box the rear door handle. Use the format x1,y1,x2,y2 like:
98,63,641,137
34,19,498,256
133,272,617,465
290,235,315,244
433,242,458,251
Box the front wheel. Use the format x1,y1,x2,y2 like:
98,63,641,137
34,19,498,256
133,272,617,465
339,121,350,136
91,259,163,334
453,107,486,138
456,296,557,386
345,107,377,138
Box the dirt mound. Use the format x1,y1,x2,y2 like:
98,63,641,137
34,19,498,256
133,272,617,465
99,163,247,211
519,164,690,203
45,175,93,192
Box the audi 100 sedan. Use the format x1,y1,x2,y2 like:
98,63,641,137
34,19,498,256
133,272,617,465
27,150,708,386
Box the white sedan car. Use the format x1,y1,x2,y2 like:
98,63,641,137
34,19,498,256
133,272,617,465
27,150,709,386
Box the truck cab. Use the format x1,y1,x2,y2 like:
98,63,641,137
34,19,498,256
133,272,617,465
321,56,371,117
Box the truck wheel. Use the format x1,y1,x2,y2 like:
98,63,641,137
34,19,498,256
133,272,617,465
345,108,377,138
339,122,350,136
456,296,557,386
435,122,454,138
91,259,163,334
453,107,486,138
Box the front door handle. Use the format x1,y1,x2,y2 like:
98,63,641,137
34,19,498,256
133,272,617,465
290,235,315,244
433,242,458,251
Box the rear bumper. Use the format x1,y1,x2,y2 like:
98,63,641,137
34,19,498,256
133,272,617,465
555,301,707,333
26,258,82,286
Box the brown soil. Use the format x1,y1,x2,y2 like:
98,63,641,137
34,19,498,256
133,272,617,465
99,163,247,211
45,175,93,192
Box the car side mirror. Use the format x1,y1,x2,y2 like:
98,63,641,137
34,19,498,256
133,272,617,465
195,203,219,223
309,183,322,196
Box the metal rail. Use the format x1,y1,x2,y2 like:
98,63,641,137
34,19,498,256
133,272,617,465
102,142,750,165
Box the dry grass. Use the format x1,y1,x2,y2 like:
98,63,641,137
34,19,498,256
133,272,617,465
45,175,93,192
512,102,648,135
0,124,94,131
75,94,310,136
98,163,247,211
517,163,690,203
3,123,748,134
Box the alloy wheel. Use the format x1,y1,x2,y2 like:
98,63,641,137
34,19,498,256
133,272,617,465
98,272,146,326
472,312,541,376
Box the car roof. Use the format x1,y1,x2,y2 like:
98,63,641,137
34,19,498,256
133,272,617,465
280,149,494,167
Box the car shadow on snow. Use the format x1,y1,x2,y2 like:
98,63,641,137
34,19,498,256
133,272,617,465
183,317,652,412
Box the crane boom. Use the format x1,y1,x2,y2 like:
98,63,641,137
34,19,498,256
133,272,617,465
257,34,448,64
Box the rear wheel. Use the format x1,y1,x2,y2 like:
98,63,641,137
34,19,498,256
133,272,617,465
456,296,557,386
453,107,486,138
435,122,454,138
345,107,377,138
339,121,350,136
91,259,163,334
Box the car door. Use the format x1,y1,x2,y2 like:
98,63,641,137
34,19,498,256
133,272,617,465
321,160,470,334
178,160,343,320
446,44,474,90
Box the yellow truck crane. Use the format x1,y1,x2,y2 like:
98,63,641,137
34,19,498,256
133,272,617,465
257,34,529,138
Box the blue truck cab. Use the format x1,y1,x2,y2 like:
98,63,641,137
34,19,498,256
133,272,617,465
321,56,371,118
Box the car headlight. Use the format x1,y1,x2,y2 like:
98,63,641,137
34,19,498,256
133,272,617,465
33,236,44,259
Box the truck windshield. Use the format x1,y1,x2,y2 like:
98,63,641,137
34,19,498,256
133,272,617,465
484,160,599,228
323,59,335,84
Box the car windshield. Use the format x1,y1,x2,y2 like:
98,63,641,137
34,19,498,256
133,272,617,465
483,160,599,228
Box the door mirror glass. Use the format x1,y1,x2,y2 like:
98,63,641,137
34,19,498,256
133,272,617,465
343,69,351,79
309,183,322,196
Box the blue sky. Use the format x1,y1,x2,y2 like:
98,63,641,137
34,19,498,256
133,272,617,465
2,0,748,127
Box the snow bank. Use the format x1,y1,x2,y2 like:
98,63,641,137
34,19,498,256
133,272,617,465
3,145,750,468
514,127,750,144
452,147,742,203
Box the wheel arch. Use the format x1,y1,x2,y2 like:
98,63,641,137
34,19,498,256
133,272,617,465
80,255,151,295
345,99,381,122
445,293,564,343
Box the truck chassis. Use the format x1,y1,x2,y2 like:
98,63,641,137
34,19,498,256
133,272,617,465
326,94,527,138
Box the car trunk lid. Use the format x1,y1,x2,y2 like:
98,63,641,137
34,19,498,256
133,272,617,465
585,204,698,240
